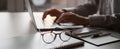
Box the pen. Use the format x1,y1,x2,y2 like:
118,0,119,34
91,33,111,38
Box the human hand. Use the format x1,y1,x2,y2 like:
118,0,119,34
42,9,62,21
56,12,90,26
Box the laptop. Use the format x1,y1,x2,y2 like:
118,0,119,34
25,0,83,32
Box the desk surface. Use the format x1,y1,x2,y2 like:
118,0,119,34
0,12,120,49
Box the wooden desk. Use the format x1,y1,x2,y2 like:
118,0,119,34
0,12,120,49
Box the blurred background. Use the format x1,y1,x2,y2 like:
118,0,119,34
0,0,88,12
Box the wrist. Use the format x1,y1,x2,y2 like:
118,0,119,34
85,18,90,26
84,17,90,25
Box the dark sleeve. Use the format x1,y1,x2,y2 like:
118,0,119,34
88,15,118,27
88,13,120,28
62,0,99,16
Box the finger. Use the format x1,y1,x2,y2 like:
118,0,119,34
56,14,70,23
55,13,64,23
56,18,66,23
58,19,71,23
42,11,49,20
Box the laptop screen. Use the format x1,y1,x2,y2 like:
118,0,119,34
25,0,38,29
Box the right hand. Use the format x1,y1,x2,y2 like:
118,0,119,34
42,9,63,21
56,12,90,26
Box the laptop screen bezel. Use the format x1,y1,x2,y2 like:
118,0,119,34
25,0,38,30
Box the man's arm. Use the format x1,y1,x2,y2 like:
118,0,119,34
88,15,119,27
62,0,120,28
62,0,98,16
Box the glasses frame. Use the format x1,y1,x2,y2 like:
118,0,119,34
40,30,73,44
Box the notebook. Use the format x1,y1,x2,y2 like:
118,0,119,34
65,28,120,46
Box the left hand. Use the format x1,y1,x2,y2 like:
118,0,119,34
56,12,90,26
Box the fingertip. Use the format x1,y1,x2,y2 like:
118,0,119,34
42,11,49,19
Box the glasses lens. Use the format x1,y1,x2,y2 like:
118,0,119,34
59,31,71,42
41,31,56,44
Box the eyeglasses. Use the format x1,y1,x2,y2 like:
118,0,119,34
40,30,72,44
